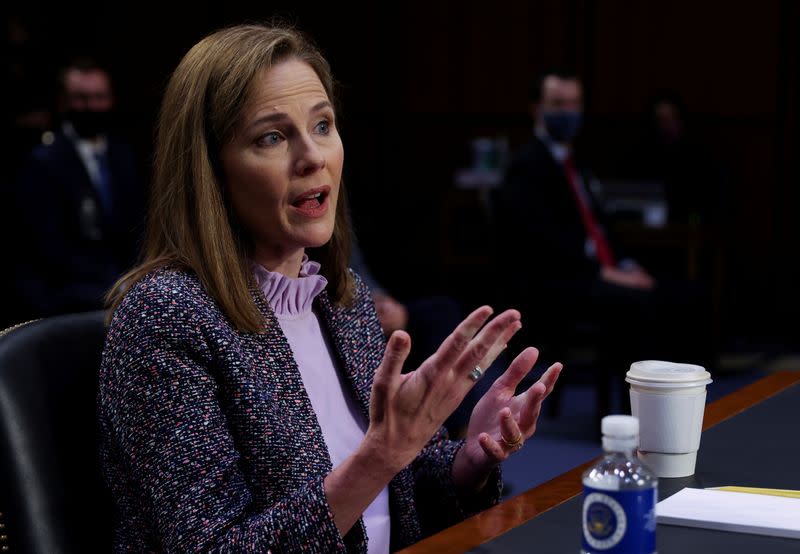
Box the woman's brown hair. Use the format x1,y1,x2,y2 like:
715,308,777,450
106,23,353,332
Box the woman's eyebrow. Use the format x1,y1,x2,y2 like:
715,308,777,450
310,100,332,113
248,100,333,131
248,112,289,130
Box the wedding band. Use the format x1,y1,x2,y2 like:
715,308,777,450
502,434,524,450
468,366,484,382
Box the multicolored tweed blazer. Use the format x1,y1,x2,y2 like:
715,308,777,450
98,267,501,553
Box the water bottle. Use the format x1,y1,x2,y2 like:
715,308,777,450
581,415,658,553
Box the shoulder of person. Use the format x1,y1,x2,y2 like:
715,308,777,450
112,266,217,331
102,266,227,395
128,264,204,299
24,130,72,164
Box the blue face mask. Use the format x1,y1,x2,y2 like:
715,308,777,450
542,110,582,143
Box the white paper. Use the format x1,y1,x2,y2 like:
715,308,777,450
656,487,800,539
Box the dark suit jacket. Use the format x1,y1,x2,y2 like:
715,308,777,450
99,267,501,552
12,130,144,317
494,137,710,368
493,137,624,333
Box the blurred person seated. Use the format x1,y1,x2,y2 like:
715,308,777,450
606,90,730,285
11,57,144,320
99,23,563,552
626,89,727,227
494,69,711,381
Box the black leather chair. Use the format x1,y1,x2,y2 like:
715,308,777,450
0,311,114,554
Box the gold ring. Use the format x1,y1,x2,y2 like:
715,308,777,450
501,434,523,449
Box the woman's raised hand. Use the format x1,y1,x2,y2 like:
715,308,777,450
452,348,562,491
366,306,521,473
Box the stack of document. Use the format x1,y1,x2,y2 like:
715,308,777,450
657,487,800,539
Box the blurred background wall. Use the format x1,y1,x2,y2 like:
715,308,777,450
4,0,798,355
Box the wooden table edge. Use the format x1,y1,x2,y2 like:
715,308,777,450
398,370,800,554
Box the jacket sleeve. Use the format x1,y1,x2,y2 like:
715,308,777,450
99,279,347,553
409,428,503,537
497,156,600,282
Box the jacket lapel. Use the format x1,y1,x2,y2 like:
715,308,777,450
316,284,424,549
315,289,383,420
248,287,333,473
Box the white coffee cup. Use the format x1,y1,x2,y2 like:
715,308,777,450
626,360,712,478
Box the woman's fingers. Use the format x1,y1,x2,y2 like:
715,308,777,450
492,347,540,393
478,409,526,462
428,307,520,387
370,331,411,422
477,319,522,376
451,309,521,381
382,331,411,377
411,308,519,422
538,362,563,397
517,363,562,431
478,433,507,462
499,408,524,451
431,306,494,372
517,381,546,432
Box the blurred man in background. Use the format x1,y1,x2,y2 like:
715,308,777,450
494,70,710,415
10,58,144,320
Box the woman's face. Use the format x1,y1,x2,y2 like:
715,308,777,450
221,58,343,269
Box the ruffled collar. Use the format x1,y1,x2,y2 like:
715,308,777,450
251,255,328,317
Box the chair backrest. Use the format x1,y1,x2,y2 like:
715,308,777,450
0,311,114,554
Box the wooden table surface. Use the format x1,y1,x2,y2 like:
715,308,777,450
399,371,800,554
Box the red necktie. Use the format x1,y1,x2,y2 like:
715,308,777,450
563,155,616,267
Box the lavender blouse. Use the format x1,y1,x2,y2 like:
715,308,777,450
252,258,391,554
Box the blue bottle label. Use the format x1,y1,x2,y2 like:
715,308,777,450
581,486,657,553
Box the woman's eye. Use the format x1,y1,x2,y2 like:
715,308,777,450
315,119,331,135
257,132,282,147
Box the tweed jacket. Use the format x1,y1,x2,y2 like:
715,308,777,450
98,266,501,553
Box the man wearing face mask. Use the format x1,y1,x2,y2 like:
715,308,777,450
519,70,655,290
10,58,144,320
493,70,704,417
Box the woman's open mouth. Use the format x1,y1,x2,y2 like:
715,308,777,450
290,185,331,218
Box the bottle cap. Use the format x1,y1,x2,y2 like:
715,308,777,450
602,415,639,438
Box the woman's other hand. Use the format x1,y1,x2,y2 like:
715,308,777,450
452,349,562,491
364,306,522,474
326,306,522,534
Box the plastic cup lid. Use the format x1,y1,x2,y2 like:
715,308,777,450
626,360,712,386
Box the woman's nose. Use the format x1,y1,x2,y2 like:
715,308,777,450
294,137,326,176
